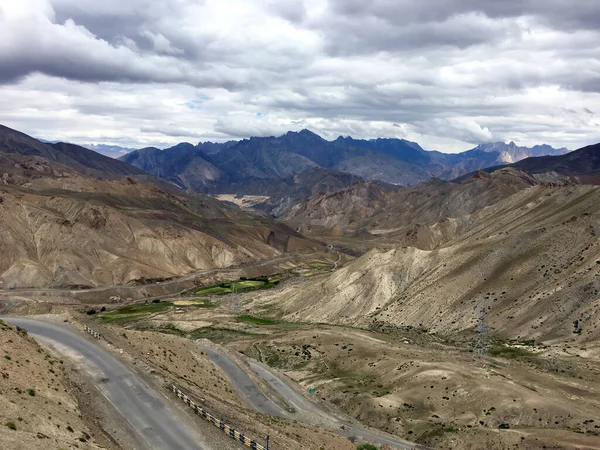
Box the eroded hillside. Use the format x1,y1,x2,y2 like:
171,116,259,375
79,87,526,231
0,176,324,289
285,168,540,251
251,184,600,344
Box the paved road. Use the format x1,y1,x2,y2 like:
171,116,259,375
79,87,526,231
199,346,288,418
199,344,420,450
4,318,213,450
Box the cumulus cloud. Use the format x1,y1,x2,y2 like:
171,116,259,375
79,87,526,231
0,0,599,152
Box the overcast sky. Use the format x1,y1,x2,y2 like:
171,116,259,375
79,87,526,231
1,0,599,152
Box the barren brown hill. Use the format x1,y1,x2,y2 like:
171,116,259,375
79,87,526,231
251,184,600,345
0,125,328,289
0,176,324,289
285,168,540,250
0,124,143,179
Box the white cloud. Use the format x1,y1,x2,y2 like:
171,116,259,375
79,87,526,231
0,0,599,152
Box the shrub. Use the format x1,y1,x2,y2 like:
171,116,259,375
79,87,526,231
356,445,378,450
66,425,74,433
489,345,534,359
86,309,96,315
5,422,16,430
27,389,35,396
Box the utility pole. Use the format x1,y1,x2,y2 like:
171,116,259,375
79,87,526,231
360,225,366,254
265,434,270,450
231,281,240,316
475,296,490,357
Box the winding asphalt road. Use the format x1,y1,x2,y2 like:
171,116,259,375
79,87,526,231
199,346,287,418
4,318,212,450
198,344,420,450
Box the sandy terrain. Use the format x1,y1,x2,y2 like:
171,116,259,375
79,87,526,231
0,319,104,450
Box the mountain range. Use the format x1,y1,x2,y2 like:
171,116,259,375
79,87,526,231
119,129,569,188
0,124,324,288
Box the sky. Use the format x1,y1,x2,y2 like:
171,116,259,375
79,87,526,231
1,0,599,153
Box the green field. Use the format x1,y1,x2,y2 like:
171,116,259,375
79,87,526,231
98,299,213,324
489,344,535,359
187,276,281,296
98,302,174,324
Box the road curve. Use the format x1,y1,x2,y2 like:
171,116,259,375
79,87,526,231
199,344,420,450
4,318,212,450
199,346,287,418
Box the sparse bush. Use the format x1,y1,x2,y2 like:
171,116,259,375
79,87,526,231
4,355,11,360
5,422,16,430
66,425,74,433
489,345,534,359
356,444,378,450
27,389,35,396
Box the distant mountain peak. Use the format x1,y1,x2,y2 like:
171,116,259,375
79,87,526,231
284,129,321,139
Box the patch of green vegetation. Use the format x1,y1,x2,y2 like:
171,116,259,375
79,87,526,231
332,368,381,396
5,422,16,431
237,315,279,325
489,345,535,359
4,355,11,360
187,276,281,296
98,301,174,324
416,422,458,443
252,345,308,370
155,324,187,336
309,263,332,270
371,387,391,397
27,389,35,397
356,444,378,450
188,327,253,343
264,351,281,367
97,299,215,325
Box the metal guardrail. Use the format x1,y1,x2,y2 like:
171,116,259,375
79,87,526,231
83,324,101,339
169,384,269,449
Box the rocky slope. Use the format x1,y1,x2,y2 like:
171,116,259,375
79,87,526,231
250,184,600,345
0,176,324,289
284,168,539,246
0,320,102,449
0,125,143,179
208,167,365,216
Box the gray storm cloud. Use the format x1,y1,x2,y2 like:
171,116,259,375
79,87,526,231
0,0,598,151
